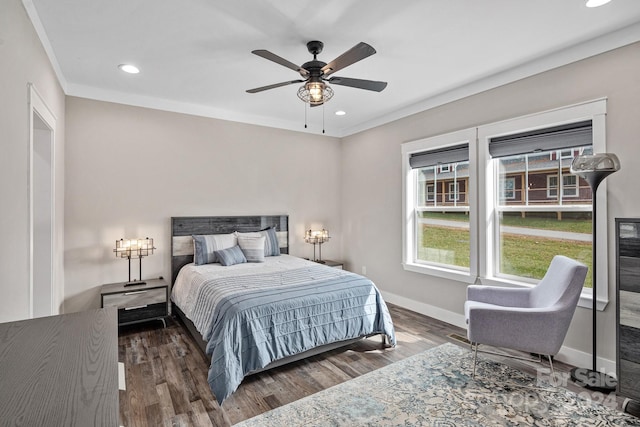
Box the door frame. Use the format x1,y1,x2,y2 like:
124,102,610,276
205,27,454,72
28,83,58,317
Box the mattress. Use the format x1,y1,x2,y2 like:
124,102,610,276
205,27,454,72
171,254,396,404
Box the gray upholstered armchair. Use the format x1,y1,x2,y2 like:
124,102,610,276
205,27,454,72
465,255,588,376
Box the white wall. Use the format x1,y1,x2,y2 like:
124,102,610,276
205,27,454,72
341,42,640,368
64,97,342,313
0,0,65,322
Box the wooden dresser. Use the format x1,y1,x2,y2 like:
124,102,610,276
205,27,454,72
0,307,119,426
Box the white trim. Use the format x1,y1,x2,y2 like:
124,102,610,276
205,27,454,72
402,262,477,284
21,1,68,93
342,23,640,137
401,128,477,279
381,290,467,329
21,0,639,138
478,98,609,306
27,83,58,318
555,344,615,377
384,290,615,372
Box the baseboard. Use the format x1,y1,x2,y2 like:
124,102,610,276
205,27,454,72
382,290,617,376
555,344,616,379
381,291,467,329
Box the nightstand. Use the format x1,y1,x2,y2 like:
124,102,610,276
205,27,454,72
100,277,169,327
319,259,343,269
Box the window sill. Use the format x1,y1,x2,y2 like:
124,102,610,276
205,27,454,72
402,262,476,284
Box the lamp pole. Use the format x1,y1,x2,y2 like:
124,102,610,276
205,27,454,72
569,153,620,392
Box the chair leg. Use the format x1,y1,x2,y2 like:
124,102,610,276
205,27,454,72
547,355,555,377
472,343,478,378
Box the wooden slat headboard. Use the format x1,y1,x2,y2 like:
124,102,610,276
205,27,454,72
170,215,289,285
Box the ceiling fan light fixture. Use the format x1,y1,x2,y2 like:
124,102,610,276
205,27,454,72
297,81,334,105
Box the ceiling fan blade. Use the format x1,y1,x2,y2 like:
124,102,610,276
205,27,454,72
327,76,387,92
321,42,376,77
246,80,304,94
252,50,309,77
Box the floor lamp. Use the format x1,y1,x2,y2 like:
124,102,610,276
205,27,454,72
569,153,620,392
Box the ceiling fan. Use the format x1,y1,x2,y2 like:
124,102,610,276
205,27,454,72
246,41,387,107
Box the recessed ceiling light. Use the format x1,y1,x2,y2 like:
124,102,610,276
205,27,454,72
335,110,346,116
586,0,612,7
118,64,140,74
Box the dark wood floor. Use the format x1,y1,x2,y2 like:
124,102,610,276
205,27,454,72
118,304,630,426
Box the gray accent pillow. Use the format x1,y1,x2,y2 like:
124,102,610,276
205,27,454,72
214,245,247,266
193,233,237,265
237,235,266,262
261,226,281,257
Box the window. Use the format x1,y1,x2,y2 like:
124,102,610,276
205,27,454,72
403,99,609,309
547,175,558,198
548,174,579,198
489,122,593,285
402,129,476,281
426,184,435,201
500,177,516,200
448,182,460,201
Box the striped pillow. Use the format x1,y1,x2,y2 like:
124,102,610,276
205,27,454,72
214,245,247,266
261,226,281,257
235,226,280,257
192,233,237,265
237,235,266,262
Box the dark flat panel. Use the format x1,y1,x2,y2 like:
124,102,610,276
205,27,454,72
0,308,118,426
620,359,640,401
172,215,288,236
118,302,167,324
620,325,640,363
620,256,640,292
171,215,289,285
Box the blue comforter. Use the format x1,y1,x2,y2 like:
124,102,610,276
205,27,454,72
185,262,396,404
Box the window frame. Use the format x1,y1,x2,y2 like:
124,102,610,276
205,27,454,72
547,175,559,198
448,182,460,202
500,177,516,200
562,174,578,197
478,98,608,310
402,98,609,311
426,183,435,201
401,128,477,283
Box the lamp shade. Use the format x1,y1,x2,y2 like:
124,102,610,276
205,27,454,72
114,238,155,259
304,229,330,244
570,153,620,190
114,237,155,285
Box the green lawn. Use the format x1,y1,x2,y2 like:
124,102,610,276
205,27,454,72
422,211,592,234
420,225,592,288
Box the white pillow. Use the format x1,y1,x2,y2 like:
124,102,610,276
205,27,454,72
237,235,266,262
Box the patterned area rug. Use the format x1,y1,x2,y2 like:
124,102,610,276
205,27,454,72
235,343,640,426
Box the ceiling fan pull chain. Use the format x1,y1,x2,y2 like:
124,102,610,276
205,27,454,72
322,103,325,134
304,103,308,129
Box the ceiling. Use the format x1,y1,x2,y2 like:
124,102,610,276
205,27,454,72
24,0,640,137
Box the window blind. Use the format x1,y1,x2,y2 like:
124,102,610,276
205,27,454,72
488,120,592,158
409,144,469,169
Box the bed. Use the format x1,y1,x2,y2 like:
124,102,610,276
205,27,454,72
170,215,396,404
